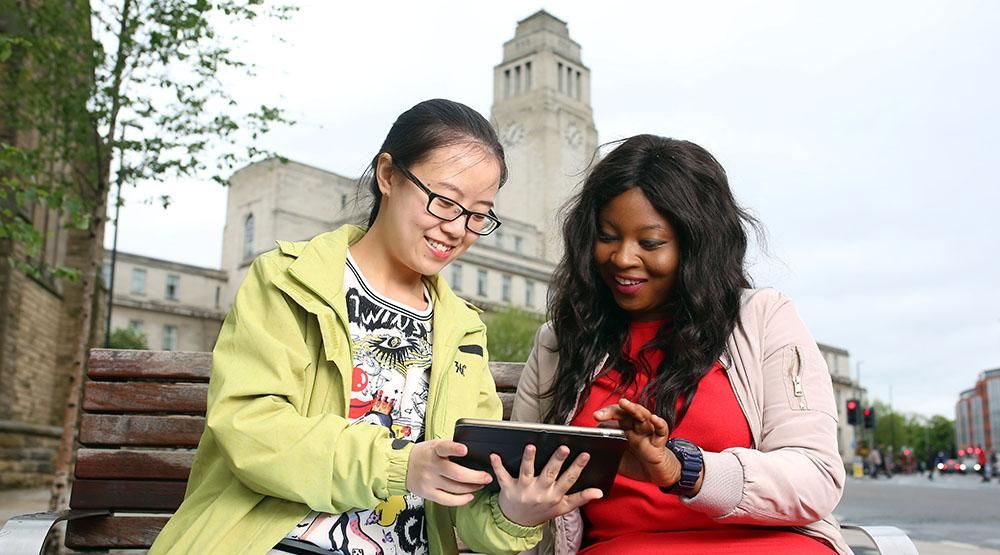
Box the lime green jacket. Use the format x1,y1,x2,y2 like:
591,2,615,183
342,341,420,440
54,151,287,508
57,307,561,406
150,225,542,554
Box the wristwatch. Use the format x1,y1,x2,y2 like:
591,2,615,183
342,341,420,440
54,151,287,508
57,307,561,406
660,438,703,493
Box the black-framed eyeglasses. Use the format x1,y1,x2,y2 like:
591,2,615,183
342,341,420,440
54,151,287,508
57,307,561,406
393,162,502,236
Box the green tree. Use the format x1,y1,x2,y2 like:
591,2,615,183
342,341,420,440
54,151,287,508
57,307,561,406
107,326,147,349
483,308,545,362
1,0,294,516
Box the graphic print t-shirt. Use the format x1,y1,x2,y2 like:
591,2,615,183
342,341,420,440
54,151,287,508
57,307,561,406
283,252,432,554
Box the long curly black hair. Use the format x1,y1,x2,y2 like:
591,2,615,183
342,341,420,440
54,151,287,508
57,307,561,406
544,134,762,427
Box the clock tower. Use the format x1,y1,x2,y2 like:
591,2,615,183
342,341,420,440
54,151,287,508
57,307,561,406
490,10,598,264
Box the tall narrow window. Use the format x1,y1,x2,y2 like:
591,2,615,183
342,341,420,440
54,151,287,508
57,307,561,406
515,65,521,94
450,263,463,292
165,274,179,301
525,280,535,307
477,269,488,297
525,61,532,90
504,69,511,97
495,230,504,249
576,71,582,99
128,319,144,333
243,213,255,260
101,261,112,288
214,286,221,308
557,62,564,92
341,193,348,208
162,325,178,351
514,236,523,254
131,268,147,295
567,66,573,96
502,275,512,302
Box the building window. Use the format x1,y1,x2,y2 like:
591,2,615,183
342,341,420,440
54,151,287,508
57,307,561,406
557,62,563,92
243,213,255,260
477,269,488,297
101,261,112,288
495,230,504,248
515,65,521,94
341,193,348,209
525,280,535,307
514,235,523,254
504,68,511,97
214,286,221,308
165,274,179,301
162,325,178,351
450,263,463,292
525,61,532,90
128,319,144,333
130,268,147,295
502,275,512,302
575,70,582,99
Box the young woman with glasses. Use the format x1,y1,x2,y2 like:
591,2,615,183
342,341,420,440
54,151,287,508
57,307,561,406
150,99,599,555
512,135,849,554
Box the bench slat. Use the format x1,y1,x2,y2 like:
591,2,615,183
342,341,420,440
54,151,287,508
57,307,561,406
79,414,205,447
76,448,195,480
83,382,208,413
66,515,169,550
490,362,523,390
69,479,187,511
88,349,212,381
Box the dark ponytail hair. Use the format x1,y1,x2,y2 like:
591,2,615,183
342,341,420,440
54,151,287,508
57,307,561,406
362,99,508,227
545,134,763,427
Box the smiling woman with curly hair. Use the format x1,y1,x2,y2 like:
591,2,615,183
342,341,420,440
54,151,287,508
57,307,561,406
513,134,850,555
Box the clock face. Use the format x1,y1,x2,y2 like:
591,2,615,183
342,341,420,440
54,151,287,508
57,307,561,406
500,123,525,148
564,122,583,149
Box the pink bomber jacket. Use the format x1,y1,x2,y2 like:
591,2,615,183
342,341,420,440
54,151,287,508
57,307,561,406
511,288,851,555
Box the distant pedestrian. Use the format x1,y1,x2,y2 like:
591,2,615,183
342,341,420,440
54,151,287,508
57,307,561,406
868,447,883,479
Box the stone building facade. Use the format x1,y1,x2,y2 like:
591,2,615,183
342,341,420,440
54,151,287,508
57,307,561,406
104,252,227,353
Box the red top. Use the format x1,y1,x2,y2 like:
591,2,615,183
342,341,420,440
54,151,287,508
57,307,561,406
572,319,834,554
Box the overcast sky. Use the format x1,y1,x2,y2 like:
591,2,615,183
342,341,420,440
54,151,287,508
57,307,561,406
105,1,1000,420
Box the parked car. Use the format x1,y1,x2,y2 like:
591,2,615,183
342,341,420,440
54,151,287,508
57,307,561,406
937,458,967,474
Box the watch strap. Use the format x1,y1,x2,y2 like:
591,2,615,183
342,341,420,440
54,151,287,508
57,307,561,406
661,437,703,493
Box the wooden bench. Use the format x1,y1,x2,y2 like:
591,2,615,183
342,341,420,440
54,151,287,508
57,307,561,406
0,348,916,554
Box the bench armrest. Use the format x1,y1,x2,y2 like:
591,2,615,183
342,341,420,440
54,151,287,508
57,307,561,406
841,524,918,555
0,509,110,555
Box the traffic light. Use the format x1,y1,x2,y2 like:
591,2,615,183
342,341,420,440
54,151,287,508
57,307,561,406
846,399,860,425
864,406,876,429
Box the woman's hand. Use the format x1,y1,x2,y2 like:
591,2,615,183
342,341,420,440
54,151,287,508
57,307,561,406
594,398,679,487
491,444,603,527
407,439,493,506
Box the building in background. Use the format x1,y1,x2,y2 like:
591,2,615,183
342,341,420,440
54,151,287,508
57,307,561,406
103,252,227,353
955,368,999,452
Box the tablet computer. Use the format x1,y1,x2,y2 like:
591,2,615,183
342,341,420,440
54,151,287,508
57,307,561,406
451,418,626,496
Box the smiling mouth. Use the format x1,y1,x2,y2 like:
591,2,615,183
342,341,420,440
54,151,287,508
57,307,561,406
426,237,455,255
614,276,646,286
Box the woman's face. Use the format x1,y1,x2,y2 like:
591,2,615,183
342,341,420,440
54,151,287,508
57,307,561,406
593,187,681,321
375,143,501,277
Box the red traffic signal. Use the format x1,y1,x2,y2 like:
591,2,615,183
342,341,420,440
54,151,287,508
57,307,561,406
846,399,860,425
864,407,876,429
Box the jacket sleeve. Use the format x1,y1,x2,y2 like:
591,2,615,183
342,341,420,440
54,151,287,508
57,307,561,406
453,327,545,555
205,255,411,514
683,291,846,525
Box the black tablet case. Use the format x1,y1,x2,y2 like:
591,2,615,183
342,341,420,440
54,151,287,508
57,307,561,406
452,420,626,496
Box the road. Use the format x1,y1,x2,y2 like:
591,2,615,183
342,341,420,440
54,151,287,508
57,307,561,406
836,471,1000,553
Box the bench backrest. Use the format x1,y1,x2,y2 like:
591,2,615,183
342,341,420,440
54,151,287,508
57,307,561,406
65,348,523,550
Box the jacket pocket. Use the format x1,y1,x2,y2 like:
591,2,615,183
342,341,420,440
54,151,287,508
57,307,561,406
781,345,809,411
